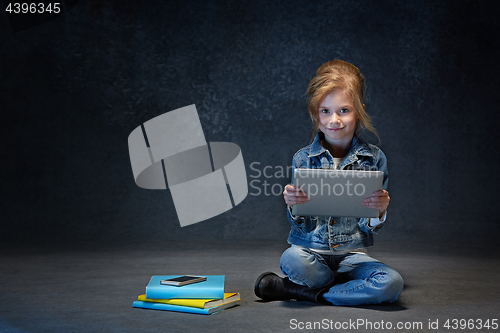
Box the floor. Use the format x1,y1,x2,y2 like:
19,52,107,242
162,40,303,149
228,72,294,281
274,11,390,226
0,240,499,333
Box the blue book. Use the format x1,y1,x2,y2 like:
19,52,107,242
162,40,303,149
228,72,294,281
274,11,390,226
132,300,238,315
145,275,225,300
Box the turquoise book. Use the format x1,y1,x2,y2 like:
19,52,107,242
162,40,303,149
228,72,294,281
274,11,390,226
132,300,238,315
145,275,225,300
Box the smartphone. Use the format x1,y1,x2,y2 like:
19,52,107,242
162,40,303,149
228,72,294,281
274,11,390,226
160,275,207,287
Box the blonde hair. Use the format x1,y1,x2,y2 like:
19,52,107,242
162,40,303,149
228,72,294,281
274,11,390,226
307,59,378,141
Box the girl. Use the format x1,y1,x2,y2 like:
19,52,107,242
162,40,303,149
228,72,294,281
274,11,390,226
254,60,404,306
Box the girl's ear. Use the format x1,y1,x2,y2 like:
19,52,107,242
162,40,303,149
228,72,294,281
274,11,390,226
358,104,365,121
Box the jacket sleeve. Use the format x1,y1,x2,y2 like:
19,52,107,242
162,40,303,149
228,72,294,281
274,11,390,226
358,148,389,234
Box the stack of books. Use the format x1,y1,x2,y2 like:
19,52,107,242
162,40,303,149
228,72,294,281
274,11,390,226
133,275,240,315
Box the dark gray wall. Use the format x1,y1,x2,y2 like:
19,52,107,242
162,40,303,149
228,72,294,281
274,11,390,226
2,0,499,249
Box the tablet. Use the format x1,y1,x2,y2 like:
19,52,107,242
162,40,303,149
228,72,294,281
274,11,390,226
291,168,384,218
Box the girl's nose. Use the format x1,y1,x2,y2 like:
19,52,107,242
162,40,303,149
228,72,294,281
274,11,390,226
330,113,340,125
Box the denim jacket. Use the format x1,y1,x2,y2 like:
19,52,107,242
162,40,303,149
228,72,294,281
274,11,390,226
287,132,389,253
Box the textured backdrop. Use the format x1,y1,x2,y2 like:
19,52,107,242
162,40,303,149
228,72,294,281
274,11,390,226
1,0,499,249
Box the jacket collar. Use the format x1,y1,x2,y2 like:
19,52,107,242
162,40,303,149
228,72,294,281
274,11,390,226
309,132,374,160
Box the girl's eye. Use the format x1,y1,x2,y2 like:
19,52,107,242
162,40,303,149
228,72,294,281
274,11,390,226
339,108,349,114
321,109,329,113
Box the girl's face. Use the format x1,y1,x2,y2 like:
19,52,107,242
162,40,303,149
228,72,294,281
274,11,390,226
318,89,359,149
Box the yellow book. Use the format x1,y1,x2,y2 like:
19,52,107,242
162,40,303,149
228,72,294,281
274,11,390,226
137,292,240,309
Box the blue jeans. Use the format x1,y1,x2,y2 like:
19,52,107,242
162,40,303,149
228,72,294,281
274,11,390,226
279,245,404,306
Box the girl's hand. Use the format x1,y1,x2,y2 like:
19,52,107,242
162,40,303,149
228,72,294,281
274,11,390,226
283,184,309,207
363,190,390,217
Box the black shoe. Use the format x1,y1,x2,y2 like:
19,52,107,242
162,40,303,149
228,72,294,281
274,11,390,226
254,272,329,304
254,272,289,301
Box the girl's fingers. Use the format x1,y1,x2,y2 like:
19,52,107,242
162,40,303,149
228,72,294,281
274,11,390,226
285,192,309,201
289,197,309,204
363,202,387,208
363,190,390,210
363,190,389,203
363,196,388,203
284,185,308,197
284,184,309,206
372,190,389,197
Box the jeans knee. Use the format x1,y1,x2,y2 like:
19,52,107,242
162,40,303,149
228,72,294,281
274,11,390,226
279,247,304,276
280,246,304,266
373,268,404,303
388,270,404,301
279,246,334,288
